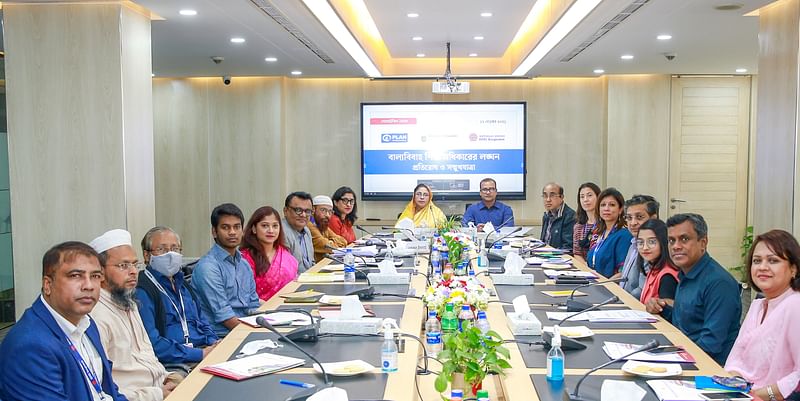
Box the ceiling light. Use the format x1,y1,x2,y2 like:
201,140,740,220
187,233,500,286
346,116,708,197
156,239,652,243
657,34,672,40
512,0,603,76
230,37,245,44
469,53,478,57
474,36,484,40
593,69,604,74
416,53,425,57
736,68,747,73
179,9,197,16
480,12,493,17
407,12,419,18
620,54,634,60
290,70,302,75
302,0,381,77
265,57,277,62
412,36,423,41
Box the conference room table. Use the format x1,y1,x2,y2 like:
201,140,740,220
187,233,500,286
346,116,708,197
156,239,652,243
165,235,725,401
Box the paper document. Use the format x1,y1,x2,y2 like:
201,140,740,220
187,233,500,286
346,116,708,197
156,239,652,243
297,272,343,283
542,290,586,298
646,380,706,401
201,353,305,381
543,269,597,279
603,342,696,363
545,310,656,323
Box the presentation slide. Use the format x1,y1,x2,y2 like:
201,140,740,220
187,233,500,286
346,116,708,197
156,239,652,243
361,102,526,200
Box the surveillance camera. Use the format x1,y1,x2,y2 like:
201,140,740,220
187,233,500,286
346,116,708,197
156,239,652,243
211,56,224,65
663,53,676,61
222,75,231,85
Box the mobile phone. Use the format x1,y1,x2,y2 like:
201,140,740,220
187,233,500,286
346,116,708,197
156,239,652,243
646,346,683,354
700,391,753,400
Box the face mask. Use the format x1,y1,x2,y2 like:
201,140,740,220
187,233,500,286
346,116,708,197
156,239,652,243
149,251,183,277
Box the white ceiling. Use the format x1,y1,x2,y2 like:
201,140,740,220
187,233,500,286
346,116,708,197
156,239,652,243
131,0,774,78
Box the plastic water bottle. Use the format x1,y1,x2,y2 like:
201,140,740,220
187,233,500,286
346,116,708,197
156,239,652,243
430,245,441,277
475,311,490,336
343,249,356,283
384,246,394,264
450,389,464,401
457,305,475,332
477,248,488,270
546,326,565,382
424,311,442,358
381,327,398,372
441,303,458,334
476,390,490,401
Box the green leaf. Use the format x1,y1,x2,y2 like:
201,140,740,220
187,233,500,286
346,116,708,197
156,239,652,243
434,373,449,393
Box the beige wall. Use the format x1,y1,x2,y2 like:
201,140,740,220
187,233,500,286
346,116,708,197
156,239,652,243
153,75,676,257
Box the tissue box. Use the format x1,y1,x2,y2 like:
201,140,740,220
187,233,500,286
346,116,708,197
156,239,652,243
367,272,411,285
507,312,542,336
490,273,535,286
319,317,382,335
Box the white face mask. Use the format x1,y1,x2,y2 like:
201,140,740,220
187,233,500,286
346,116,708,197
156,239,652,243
149,251,183,277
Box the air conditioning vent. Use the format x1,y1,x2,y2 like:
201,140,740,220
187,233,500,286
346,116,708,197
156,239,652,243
249,0,335,64
560,0,651,62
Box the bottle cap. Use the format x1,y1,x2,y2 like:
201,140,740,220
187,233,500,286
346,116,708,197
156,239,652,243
476,390,489,398
345,248,352,253
552,325,562,347
445,303,454,311
477,311,487,319
451,389,464,397
429,310,437,318
461,305,471,311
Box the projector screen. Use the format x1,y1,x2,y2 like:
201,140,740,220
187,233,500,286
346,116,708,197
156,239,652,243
361,102,526,201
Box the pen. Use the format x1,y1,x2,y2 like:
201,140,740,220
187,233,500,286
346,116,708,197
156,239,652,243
279,379,315,389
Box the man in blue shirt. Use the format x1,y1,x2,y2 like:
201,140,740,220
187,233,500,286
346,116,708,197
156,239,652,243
645,213,741,365
462,178,515,232
136,226,220,365
191,203,261,337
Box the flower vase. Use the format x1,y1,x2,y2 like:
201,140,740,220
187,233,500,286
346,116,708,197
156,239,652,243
451,372,482,398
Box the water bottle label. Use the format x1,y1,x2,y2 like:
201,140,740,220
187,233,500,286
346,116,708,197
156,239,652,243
381,353,398,372
426,333,441,345
546,357,564,381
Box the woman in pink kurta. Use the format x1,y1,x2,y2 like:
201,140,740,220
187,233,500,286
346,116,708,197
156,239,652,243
725,229,800,401
240,206,299,301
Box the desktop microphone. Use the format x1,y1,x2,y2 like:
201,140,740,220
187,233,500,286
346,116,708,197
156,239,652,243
481,215,516,237
355,224,373,235
255,317,333,401
484,227,523,256
261,308,319,343
541,296,620,351
566,277,627,312
381,226,418,241
564,339,660,401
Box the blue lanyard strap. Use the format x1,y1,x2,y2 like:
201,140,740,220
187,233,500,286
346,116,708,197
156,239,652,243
65,336,106,398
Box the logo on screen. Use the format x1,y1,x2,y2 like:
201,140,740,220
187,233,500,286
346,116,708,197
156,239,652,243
381,133,408,143
469,133,478,141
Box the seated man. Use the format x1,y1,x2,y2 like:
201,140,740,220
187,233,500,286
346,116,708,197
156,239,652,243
0,241,127,401
618,195,659,297
136,226,219,366
191,203,261,337
462,177,514,232
540,182,576,251
89,229,179,401
645,213,741,365
308,195,348,262
282,192,315,272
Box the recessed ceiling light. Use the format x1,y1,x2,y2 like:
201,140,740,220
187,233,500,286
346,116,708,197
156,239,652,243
620,54,634,60
230,37,245,44
736,68,747,73
412,36,423,41
179,9,197,16
265,57,277,62
474,36,484,40
593,69,604,74
715,4,743,11
416,53,425,57
407,12,419,18
290,70,302,75
657,34,672,40
480,12,493,17
469,53,478,57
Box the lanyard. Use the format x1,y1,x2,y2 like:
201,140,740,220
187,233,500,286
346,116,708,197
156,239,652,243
591,227,615,268
144,270,191,345
65,335,110,400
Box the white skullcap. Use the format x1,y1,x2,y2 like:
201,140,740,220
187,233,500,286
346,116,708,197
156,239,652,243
312,195,333,207
89,229,132,254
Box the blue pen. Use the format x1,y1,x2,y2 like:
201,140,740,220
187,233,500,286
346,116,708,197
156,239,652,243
279,379,315,389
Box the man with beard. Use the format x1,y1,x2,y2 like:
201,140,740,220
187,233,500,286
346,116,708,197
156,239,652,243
191,203,260,337
308,195,347,262
89,229,179,401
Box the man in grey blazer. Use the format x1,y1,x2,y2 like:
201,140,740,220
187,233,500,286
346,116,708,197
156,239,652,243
282,191,315,272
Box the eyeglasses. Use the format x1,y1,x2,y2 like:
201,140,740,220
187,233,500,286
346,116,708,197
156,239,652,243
542,192,561,199
338,198,355,206
290,207,314,216
150,246,182,255
317,208,334,216
636,238,659,248
107,262,144,272
624,214,648,222
480,187,497,193
415,192,430,198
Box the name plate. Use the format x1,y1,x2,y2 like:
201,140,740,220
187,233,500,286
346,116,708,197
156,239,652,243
403,241,430,252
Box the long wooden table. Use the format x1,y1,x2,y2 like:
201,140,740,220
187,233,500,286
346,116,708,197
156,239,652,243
166,238,725,401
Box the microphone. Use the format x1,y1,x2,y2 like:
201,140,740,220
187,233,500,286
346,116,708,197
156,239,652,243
485,227,523,253
260,309,319,343
566,277,627,312
564,338,660,401
255,316,333,401
381,226,418,241
355,224,373,235
542,296,620,351
479,215,516,236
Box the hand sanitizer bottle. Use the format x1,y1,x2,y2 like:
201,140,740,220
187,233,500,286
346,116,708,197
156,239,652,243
546,326,565,382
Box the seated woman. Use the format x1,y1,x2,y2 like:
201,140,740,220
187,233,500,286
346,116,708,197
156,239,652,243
586,188,632,278
240,206,298,301
725,229,800,401
636,219,679,307
572,182,600,263
329,186,357,244
396,183,446,228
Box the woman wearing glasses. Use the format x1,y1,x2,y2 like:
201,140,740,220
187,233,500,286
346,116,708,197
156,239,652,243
637,219,679,307
586,188,632,278
240,206,298,301
724,229,800,401
397,183,446,228
572,182,601,263
329,186,358,244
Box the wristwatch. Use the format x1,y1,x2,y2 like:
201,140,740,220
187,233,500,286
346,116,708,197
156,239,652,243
766,384,778,401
